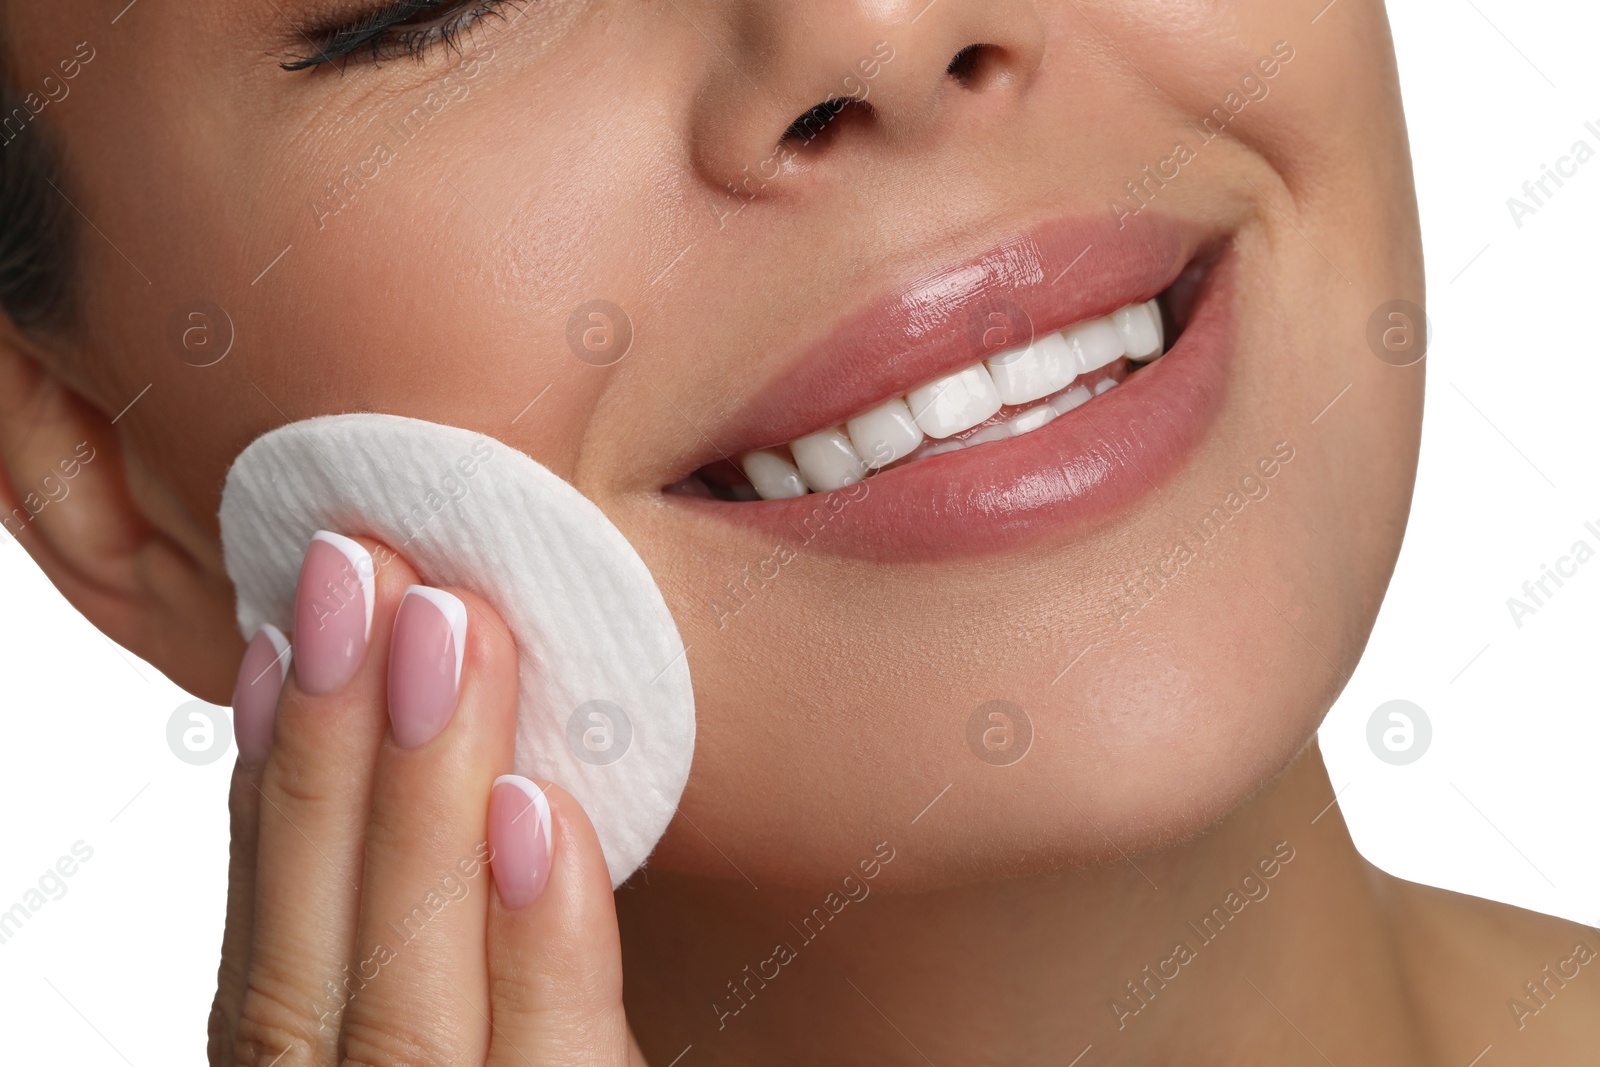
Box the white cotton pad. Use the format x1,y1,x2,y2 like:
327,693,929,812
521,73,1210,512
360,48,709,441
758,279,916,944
218,413,694,888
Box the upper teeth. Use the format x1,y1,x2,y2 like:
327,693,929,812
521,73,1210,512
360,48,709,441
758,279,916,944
738,298,1165,500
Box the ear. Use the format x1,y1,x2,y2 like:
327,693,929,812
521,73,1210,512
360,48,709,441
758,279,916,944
0,328,244,704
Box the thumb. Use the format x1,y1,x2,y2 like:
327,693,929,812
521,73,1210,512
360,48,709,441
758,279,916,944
484,775,645,1066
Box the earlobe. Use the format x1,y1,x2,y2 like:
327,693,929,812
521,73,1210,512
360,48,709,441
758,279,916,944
0,331,243,704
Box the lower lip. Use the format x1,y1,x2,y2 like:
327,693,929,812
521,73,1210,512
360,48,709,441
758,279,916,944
676,249,1237,563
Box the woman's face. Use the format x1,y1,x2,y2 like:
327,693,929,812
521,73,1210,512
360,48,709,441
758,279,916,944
19,0,1422,888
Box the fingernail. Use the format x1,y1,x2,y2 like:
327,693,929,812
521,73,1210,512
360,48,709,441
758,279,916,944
233,624,289,767
388,586,467,748
292,531,374,695
488,775,553,908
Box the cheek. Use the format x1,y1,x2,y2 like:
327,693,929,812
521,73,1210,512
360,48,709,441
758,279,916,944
99,28,698,501
214,110,669,480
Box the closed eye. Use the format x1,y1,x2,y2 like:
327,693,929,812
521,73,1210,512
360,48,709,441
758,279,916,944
281,0,523,71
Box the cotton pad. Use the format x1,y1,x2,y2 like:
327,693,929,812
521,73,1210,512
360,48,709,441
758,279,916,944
218,413,694,888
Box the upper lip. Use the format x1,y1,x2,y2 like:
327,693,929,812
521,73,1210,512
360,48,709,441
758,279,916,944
670,212,1211,481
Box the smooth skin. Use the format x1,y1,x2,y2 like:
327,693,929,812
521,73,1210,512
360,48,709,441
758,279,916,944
1,0,1598,1063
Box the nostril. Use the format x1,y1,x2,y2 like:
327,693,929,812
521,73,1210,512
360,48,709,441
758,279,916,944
780,96,875,153
946,43,1004,89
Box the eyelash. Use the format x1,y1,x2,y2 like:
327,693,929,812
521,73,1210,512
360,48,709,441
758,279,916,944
282,0,520,71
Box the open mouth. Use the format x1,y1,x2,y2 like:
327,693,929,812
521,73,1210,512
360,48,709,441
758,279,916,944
672,291,1184,502
664,213,1236,561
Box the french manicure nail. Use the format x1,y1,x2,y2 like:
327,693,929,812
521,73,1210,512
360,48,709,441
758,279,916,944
233,624,289,767
388,586,467,749
292,531,374,695
488,775,553,908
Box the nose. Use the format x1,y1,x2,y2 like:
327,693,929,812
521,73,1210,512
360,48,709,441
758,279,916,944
689,0,1047,193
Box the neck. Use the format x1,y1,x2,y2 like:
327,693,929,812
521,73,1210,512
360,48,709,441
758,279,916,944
619,745,1433,1065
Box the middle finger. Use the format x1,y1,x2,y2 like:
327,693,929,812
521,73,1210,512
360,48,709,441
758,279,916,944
337,586,520,1065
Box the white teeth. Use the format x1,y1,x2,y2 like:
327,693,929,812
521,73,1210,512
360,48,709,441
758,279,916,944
907,365,1003,439
1063,317,1125,375
730,294,1172,498
1113,299,1164,362
1009,405,1057,436
740,449,809,500
964,422,1013,447
985,331,1077,406
1051,384,1093,415
790,428,867,491
846,398,924,469
922,440,966,459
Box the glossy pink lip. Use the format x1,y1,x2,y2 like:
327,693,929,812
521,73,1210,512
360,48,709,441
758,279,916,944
670,214,1237,561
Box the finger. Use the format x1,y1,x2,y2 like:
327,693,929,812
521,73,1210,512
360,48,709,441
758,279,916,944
208,624,290,1063
484,779,636,1067
209,768,261,1066
338,588,520,1065
234,532,418,1063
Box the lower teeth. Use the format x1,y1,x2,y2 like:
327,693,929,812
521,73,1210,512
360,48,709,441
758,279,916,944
878,372,1116,473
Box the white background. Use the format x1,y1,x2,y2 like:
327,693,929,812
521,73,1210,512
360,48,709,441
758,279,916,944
2,1,1596,1061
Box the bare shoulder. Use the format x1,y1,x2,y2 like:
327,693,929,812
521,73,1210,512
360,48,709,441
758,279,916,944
1369,865,1600,1065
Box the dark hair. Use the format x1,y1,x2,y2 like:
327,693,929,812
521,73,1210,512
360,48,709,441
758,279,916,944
0,42,77,335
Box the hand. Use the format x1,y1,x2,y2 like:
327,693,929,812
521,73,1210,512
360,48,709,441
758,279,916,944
208,532,645,1065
